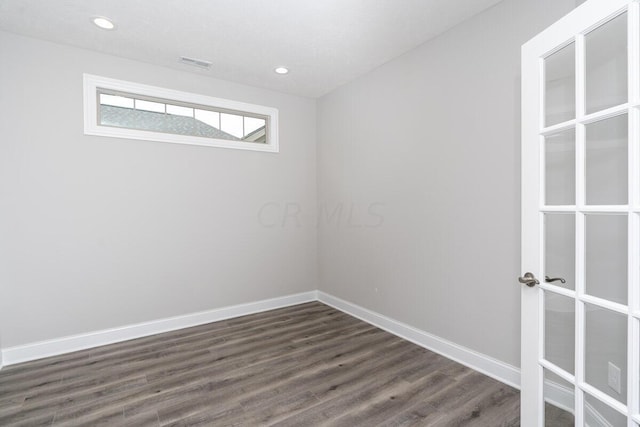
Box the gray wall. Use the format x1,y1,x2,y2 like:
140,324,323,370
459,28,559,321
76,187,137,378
317,0,577,367
0,31,317,348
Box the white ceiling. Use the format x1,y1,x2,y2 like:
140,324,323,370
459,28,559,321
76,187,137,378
0,0,503,98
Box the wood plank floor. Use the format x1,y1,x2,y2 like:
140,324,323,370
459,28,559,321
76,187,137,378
0,302,526,426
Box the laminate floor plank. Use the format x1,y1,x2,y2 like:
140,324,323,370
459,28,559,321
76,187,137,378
121,409,160,427
34,317,369,422
237,340,421,424
268,348,445,426
42,323,385,423
0,302,522,426
1,303,337,385
380,373,516,427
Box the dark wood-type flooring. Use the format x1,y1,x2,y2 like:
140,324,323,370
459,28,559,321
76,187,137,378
0,302,535,426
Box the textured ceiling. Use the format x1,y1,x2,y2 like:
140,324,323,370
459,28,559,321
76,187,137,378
0,0,503,98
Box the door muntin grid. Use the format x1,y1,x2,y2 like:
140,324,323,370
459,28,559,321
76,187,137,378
538,3,640,425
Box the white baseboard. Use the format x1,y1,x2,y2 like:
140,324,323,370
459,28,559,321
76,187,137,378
1,291,317,366
317,291,521,389
2,289,522,393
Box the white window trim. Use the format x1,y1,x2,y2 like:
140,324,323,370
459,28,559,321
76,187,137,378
83,74,279,153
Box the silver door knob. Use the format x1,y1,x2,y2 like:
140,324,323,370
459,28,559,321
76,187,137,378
518,272,539,287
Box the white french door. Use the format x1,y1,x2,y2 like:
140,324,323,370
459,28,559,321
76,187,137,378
521,0,640,426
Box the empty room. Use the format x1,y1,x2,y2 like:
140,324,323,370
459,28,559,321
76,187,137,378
0,0,637,425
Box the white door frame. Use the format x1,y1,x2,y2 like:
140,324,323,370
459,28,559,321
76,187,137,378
521,0,640,425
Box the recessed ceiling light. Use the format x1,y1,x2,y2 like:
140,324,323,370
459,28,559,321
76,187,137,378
92,17,115,30
274,67,289,75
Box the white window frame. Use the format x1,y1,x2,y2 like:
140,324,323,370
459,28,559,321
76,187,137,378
83,74,279,153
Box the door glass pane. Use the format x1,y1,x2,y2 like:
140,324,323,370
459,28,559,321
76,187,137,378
585,114,628,205
583,393,626,427
545,214,575,291
585,304,627,404
545,43,576,127
545,292,575,374
545,129,576,205
585,13,628,114
585,215,628,304
544,369,574,426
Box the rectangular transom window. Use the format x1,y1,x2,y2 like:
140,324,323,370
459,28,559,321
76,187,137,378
83,74,279,152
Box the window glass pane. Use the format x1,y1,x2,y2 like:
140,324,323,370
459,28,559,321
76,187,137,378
195,109,220,129
166,104,193,117
90,75,273,148
135,99,164,113
585,13,628,114
100,93,134,108
545,43,575,127
585,304,627,405
544,369,574,426
545,214,575,291
243,118,266,143
100,104,167,134
545,129,575,205
244,117,266,136
220,113,244,138
544,291,575,374
101,103,238,141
